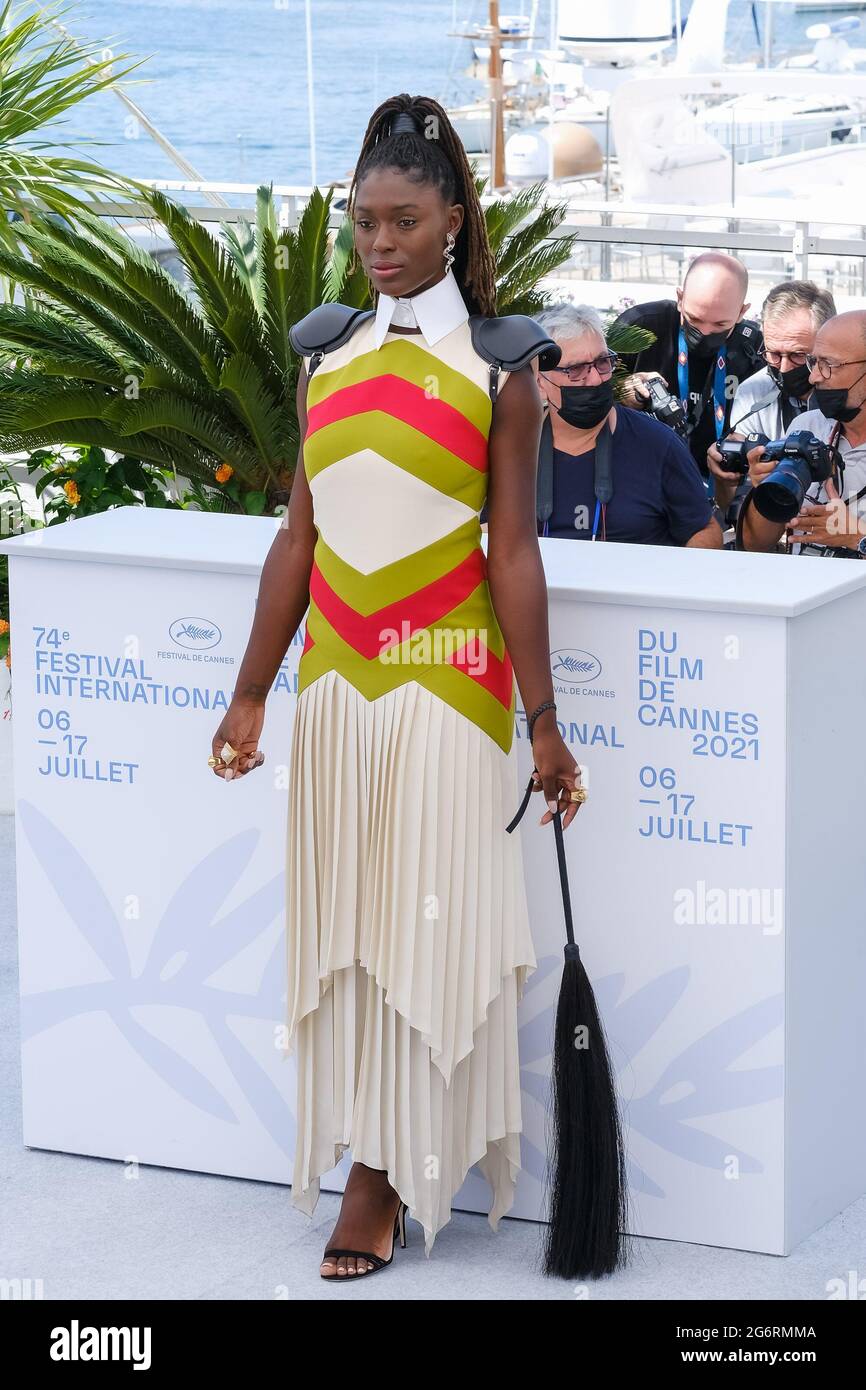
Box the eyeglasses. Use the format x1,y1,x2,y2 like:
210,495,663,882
762,349,809,368
545,350,618,384
805,354,866,381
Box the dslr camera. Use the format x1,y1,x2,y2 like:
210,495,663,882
717,431,769,474
719,429,836,522
644,376,689,437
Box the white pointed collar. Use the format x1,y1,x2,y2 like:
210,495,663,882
372,270,469,349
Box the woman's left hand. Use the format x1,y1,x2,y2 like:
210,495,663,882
529,725,583,830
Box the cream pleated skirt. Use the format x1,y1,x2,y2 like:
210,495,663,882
281,668,537,1257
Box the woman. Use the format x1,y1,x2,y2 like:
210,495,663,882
210,94,581,1280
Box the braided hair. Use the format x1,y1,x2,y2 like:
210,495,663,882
347,93,498,318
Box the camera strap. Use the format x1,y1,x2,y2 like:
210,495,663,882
828,420,846,497
537,412,613,540
537,410,554,533
592,419,614,541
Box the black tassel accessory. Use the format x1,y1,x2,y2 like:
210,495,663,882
506,767,629,1280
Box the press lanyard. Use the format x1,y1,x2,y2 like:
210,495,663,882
678,327,727,501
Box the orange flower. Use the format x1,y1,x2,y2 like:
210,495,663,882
64,480,80,506
215,463,233,484
0,618,8,635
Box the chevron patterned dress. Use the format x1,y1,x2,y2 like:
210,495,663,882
280,312,537,1257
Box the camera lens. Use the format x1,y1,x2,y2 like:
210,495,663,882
752,460,811,523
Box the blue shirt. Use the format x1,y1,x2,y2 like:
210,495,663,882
544,406,713,545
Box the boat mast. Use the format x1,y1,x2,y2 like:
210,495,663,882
305,0,317,186
489,1,506,191
764,1,775,67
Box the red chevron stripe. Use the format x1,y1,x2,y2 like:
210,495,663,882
309,548,487,661
306,374,488,471
447,637,514,709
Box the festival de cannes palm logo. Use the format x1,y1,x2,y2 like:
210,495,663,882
168,617,223,650
550,648,603,686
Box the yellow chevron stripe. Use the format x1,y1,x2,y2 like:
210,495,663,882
306,336,492,435
313,516,482,614
303,413,489,512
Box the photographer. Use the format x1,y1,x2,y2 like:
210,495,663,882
736,309,866,558
522,303,721,547
611,252,763,479
708,281,837,521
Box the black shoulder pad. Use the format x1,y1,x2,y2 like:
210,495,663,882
468,313,561,402
469,313,561,371
288,303,374,360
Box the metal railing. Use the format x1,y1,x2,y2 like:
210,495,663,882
19,179,866,306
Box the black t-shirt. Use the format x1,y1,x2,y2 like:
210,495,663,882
544,406,714,545
610,299,764,475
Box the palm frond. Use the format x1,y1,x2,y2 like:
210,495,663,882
142,187,251,339
0,305,133,381
293,185,333,313
54,201,225,384
104,391,261,481
218,352,295,475
0,378,113,429
0,0,148,210
0,244,156,365
257,226,295,381
15,228,213,383
605,321,657,355
325,208,358,301
484,181,555,253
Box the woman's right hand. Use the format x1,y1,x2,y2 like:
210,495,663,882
211,699,266,781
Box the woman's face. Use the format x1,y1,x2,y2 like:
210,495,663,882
353,167,464,297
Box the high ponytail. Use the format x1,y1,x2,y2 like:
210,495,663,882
347,93,498,318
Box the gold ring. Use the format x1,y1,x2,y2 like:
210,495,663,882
208,755,224,767
220,741,239,764
569,788,587,803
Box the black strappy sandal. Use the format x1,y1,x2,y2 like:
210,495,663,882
320,1200,409,1281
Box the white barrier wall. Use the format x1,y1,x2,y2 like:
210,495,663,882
2,510,865,1256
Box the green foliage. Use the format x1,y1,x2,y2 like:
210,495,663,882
479,176,581,316
0,173,584,512
604,314,657,402
0,0,146,281
27,444,184,521
0,192,300,509
0,447,230,650
605,320,656,356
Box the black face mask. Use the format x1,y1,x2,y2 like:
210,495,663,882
767,361,813,400
553,380,614,430
681,316,731,356
814,385,863,424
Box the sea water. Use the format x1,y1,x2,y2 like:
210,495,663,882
62,0,818,187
